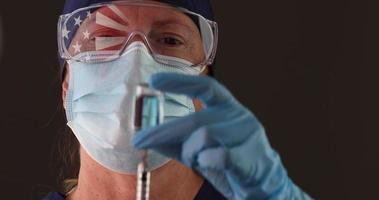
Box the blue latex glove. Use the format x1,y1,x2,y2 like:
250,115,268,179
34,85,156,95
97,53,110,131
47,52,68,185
133,73,312,200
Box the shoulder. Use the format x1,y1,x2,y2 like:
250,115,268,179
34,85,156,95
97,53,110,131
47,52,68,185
41,192,66,200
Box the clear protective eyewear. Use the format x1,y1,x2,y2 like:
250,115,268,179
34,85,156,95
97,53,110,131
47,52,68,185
57,0,218,69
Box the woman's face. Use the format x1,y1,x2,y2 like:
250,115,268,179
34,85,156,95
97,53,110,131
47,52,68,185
62,2,207,110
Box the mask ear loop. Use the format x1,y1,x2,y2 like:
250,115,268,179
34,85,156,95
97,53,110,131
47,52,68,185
63,61,76,122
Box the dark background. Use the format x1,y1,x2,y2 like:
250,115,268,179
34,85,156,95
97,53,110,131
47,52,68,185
0,0,376,199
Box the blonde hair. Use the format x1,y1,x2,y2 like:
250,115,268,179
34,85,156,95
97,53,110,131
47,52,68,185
51,125,80,195
63,178,78,195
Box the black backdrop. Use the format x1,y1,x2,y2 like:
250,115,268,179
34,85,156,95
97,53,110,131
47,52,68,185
0,0,376,199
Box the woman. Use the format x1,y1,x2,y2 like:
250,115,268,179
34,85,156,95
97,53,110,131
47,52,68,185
44,0,312,199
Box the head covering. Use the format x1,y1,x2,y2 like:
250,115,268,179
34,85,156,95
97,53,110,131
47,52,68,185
58,0,215,80
63,0,214,20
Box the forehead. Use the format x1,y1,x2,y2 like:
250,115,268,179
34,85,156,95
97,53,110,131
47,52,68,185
76,3,198,32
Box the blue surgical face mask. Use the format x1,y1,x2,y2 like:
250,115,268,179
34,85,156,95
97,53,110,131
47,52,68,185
65,42,201,174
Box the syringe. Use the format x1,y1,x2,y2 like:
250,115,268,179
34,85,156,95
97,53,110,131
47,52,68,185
134,84,164,200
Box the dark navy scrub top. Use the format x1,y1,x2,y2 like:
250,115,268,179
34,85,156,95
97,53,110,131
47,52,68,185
42,180,226,200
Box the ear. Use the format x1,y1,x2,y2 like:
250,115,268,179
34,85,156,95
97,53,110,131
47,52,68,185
62,66,70,105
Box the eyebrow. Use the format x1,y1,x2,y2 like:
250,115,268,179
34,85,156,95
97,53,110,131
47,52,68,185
153,19,198,34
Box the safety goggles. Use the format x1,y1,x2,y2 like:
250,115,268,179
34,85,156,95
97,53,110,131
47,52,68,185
57,0,218,68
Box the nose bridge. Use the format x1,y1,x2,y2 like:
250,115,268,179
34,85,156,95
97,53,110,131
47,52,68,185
121,31,154,54
127,31,148,44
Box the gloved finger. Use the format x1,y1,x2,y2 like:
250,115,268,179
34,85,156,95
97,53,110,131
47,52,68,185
149,73,235,107
180,117,254,167
196,147,231,171
181,126,219,167
204,111,259,146
132,109,216,149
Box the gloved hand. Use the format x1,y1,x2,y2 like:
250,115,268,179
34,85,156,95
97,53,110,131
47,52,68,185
133,73,312,200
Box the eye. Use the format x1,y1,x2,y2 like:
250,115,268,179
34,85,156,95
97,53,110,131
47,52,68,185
158,36,184,46
89,29,124,41
90,34,115,41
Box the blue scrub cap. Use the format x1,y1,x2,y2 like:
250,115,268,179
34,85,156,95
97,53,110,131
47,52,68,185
58,0,215,80
63,0,214,20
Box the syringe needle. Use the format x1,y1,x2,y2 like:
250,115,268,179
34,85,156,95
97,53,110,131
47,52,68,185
136,150,150,200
